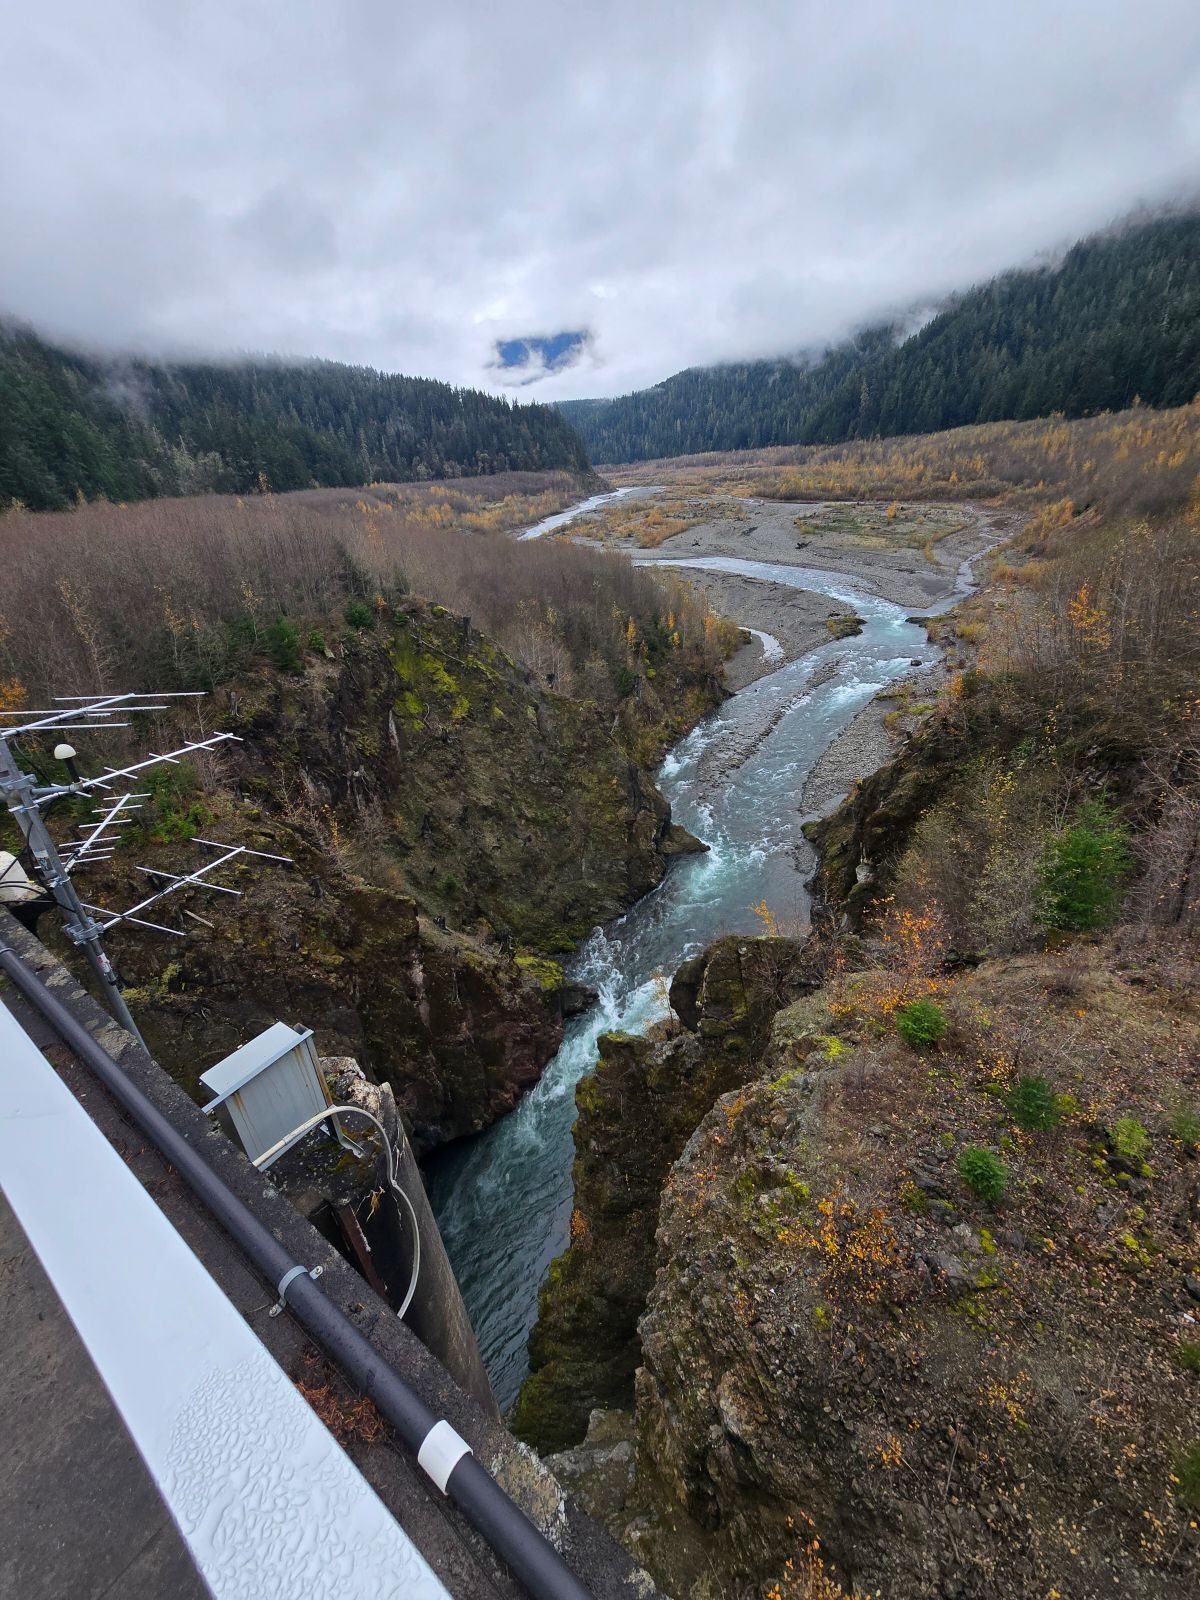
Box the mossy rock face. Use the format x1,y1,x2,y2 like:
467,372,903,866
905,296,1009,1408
514,1029,701,1453
514,938,815,1453
808,725,957,918
669,952,707,1030
628,946,1200,1600
662,822,709,857
671,935,812,1053
241,604,706,951
514,950,566,991
121,844,562,1151
764,987,850,1074
85,597,726,1149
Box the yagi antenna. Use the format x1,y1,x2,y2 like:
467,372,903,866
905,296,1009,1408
0,691,291,1047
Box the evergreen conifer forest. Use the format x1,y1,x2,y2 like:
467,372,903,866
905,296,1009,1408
0,329,591,511
559,213,1200,461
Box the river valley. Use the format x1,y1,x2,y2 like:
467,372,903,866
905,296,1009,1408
429,494,999,1410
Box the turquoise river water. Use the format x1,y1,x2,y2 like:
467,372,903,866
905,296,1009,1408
429,529,966,1410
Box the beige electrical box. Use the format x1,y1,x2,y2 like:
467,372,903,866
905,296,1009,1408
201,1022,350,1168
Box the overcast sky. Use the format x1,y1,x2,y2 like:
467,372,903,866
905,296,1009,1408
3,1,1200,399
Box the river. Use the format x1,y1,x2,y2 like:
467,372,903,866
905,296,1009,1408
429,522,963,1411
516,484,658,540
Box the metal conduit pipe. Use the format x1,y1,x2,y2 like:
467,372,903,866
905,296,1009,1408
0,941,593,1600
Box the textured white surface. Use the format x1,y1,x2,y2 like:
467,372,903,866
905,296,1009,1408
0,1003,450,1600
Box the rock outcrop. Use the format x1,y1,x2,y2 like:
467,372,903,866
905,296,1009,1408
85,600,721,1149
571,950,1200,1598
512,936,811,1452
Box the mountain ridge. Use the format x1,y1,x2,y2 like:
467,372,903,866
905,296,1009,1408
0,325,592,511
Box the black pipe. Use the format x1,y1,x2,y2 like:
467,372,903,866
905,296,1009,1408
0,941,593,1600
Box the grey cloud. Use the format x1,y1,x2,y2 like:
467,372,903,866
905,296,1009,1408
1,1,1198,394
230,188,339,276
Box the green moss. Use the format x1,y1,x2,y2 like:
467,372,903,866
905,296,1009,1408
396,688,424,727
768,1067,802,1091
575,1073,602,1114
784,1171,811,1204
514,950,566,991
424,657,459,696
390,638,421,682
734,1168,761,1203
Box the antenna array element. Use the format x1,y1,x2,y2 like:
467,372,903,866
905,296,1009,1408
0,691,291,1044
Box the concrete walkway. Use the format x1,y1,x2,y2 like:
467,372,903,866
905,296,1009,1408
0,1189,209,1599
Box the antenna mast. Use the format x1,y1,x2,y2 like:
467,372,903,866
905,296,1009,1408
0,691,288,1048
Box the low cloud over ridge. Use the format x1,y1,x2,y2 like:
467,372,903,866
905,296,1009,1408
3,2,1199,398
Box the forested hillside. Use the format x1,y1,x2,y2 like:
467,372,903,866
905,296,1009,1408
0,326,591,510
561,211,1200,462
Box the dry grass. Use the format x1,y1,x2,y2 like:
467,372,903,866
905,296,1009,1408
583,492,746,548
980,511,1200,742
604,402,1200,518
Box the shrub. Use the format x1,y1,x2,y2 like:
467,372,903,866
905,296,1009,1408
895,998,948,1049
135,762,211,845
613,664,637,698
1177,1340,1200,1377
264,615,301,672
1109,1116,1149,1163
1174,1442,1200,1511
307,629,327,653
1036,801,1132,931
958,1146,1007,1204
0,480,731,709
1170,1105,1200,1148
1005,1074,1062,1132
344,600,375,630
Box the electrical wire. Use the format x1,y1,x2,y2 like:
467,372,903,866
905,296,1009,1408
250,1105,421,1320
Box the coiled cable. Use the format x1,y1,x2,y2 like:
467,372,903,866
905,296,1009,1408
251,1105,421,1319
